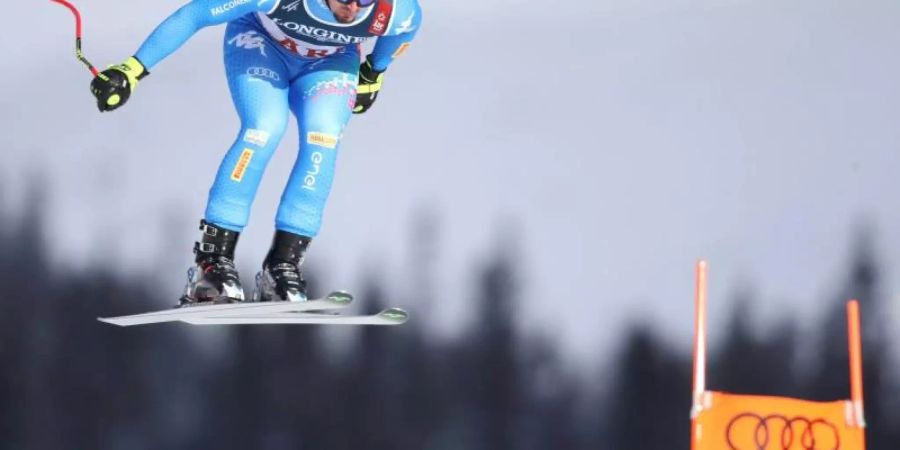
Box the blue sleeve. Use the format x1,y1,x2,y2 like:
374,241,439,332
368,0,422,71
135,0,279,69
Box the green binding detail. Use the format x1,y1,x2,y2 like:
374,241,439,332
380,309,408,321
327,291,353,304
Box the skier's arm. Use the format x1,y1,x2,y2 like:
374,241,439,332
353,0,422,114
136,0,279,70
90,0,278,112
368,0,423,72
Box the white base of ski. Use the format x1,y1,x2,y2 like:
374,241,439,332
98,291,408,327
183,308,408,326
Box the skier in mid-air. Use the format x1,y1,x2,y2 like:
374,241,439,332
89,0,422,306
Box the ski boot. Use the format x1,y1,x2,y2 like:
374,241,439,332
253,230,311,302
179,219,245,306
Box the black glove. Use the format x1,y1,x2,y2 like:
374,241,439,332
354,57,385,115
90,56,148,112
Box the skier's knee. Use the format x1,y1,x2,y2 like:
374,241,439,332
302,123,343,150
240,120,288,147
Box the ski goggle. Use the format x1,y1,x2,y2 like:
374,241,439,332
334,0,377,7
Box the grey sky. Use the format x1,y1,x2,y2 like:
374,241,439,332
3,0,899,363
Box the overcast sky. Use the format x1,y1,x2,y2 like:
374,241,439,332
3,0,899,363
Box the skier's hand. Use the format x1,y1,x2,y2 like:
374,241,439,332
353,58,384,115
90,56,148,112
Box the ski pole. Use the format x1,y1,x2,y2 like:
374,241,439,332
50,0,107,80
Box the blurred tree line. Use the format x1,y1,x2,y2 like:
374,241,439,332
0,194,897,449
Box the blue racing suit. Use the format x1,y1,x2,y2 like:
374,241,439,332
133,0,422,237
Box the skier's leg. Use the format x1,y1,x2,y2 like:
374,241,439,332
205,21,291,233
253,51,359,302
183,21,290,304
276,54,358,237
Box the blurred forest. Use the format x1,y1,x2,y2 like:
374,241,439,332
0,189,897,450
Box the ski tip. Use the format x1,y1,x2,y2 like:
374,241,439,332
378,308,409,324
97,317,127,327
326,290,354,305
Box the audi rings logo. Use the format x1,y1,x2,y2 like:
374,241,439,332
247,67,280,82
725,413,840,450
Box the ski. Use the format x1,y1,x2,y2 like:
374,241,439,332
98,291,353,327
181,308,409,326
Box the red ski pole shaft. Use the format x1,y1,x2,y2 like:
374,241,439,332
51,0,105,79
